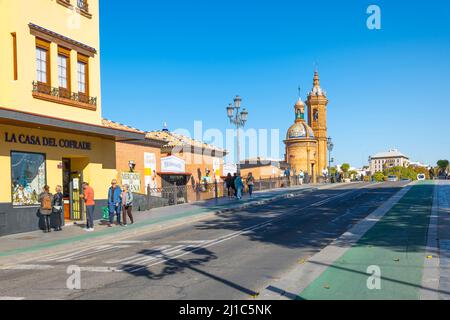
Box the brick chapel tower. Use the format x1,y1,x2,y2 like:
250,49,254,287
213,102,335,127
307,71,328,174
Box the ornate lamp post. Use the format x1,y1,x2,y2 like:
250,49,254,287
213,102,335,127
327,136,334,182
227,95,248,174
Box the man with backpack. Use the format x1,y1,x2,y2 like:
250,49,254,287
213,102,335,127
39,185,53,233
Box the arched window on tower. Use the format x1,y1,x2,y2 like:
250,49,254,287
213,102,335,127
313,109,319,121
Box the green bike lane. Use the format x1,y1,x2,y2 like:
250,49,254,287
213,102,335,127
298,181,434,300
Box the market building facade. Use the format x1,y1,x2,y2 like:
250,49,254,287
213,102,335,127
147,129,227,191
0,0,145,235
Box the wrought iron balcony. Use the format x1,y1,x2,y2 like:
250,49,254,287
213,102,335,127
32,81,97,109
77,0,89,13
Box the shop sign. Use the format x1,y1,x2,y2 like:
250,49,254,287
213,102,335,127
4,132,91,150
213,158,221,178
121,172,141,193
144,153,157,192
161,156,186,173
223,163,237,176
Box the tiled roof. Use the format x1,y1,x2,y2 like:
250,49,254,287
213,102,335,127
102,119,145,134
146,130,226,153
29,23,97,54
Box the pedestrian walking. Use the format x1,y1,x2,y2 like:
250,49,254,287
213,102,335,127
235,174,244,200
121,184,134,226
299,170,305,185
107,179,122,227
39,185,53,233
82,182,95,231
225,173,233,199
52,185,63,232
246,172,255,197
231,173,237,197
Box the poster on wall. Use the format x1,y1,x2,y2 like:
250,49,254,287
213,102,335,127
144,152,157,193
121,172,141,193
11,152,46,206
213,158,221,179
223,163,237,176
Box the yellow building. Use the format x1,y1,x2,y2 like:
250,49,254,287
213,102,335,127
0,0,144,235
284,71,329,182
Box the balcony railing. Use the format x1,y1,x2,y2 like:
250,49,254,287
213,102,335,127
32,81,97,108
77,0,89,13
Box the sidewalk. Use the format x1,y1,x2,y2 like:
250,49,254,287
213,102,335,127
0,184,327,263
295,181,434,300
437,181,450,300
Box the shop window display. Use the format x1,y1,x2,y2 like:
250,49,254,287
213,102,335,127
11,152,46,206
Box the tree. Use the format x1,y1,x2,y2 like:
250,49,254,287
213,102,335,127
341,163,350,178
373,172,385,182
437,160,449,175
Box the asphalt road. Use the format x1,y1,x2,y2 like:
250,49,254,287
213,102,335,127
0,181,409,300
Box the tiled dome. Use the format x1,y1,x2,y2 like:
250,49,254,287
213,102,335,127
286,122,315,140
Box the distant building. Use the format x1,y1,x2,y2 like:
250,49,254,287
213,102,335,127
409,161,430,169
369,149,410,173
239,158,285,179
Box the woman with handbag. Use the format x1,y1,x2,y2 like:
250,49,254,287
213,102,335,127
38,185,53,233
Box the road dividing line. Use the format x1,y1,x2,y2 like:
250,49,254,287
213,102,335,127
80,266,123,273
259,182,415,300
0,264,54,271
420,181,440,300
114,240,151,244
0,296,25,300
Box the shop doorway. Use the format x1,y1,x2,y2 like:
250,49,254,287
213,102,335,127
62,158,84,221
161,174,189,188
311,163,316,183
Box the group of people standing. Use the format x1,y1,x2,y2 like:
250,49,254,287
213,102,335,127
224,172,255,200
38,179,135,233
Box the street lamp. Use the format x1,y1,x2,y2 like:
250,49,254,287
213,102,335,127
226,95,249,174
327,136,334,182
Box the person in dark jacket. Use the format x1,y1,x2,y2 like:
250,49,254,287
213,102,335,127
231,173,237,197
108,179,122,227
225,173,233,199
52,185,64,231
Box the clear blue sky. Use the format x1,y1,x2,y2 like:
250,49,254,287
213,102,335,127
99,0,450,168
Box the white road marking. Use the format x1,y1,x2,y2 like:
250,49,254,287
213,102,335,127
40,245,130,263
114,240,150,244
104,245,172,264
0,296,26,300
173,240,210,244
0,264,54,270
80,266,123,273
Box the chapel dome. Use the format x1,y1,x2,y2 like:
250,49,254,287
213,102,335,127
286,122,315,140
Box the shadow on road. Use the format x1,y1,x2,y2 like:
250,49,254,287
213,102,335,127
121,246,259,296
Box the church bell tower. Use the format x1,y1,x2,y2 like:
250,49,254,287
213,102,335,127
307,71,328,173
